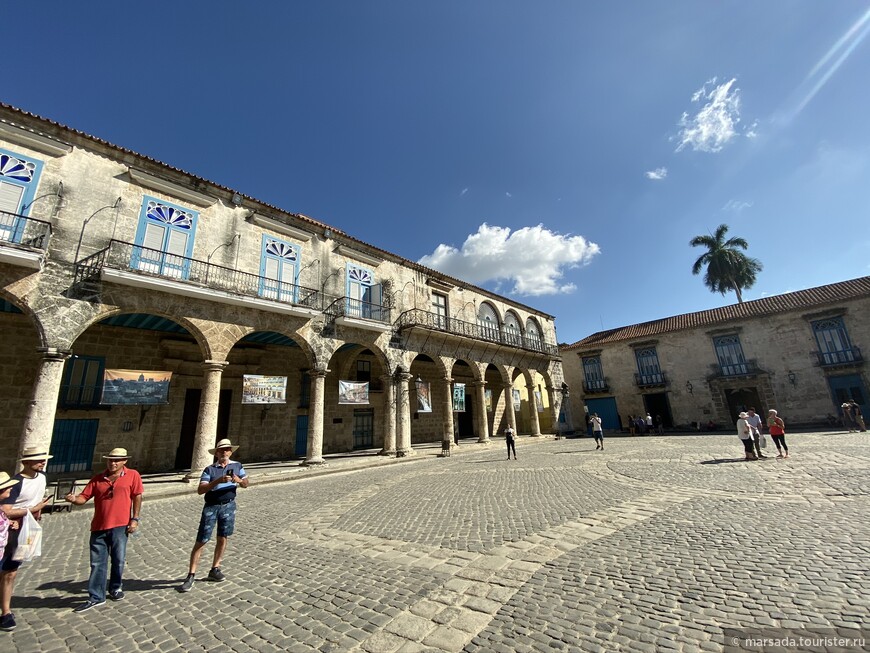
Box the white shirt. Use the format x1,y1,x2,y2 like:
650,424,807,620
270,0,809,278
736,418,751,440
745,413,763,435
645,415,653,426
591,417,603,432
5,472,46,509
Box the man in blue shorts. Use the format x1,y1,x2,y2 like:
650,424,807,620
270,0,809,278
178,439,248,592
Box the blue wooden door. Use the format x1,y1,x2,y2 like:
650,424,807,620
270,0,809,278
827,374,868,417
295,415,308,458
47,419,99,473
584,397,620,431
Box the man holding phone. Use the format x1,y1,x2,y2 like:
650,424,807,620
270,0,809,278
178,438,248,592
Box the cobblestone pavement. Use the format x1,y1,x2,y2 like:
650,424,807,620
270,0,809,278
3,431,868,652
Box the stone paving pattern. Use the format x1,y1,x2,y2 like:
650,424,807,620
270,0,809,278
2,431,868,652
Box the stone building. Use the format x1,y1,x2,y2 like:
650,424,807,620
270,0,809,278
0,103,564,475
561,278,870,432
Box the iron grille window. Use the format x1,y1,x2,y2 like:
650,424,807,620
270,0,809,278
635,348,663,384
713,335,748,375
60,355,105,409
812,317,856,364
582,356,606,391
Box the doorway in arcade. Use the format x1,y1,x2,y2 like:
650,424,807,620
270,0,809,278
584,397,620,432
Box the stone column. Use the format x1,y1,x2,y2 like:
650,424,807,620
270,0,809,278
471,381,490,443
527,383,542,437
19,348,71,459
305,368,329,465
395,371,413,457
442,376,456,453
187,360,229,480
546,385,560,437
379,373,396,455
504,383,518,434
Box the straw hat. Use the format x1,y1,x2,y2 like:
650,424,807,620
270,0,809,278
19,446,53,462
208,438,240,455
0,472,19,492
103,447,130,460
738,411,749,419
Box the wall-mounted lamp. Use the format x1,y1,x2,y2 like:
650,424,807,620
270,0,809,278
787,371,796,386
453,300,477,319
74,196,123,262
295,258,320,285
323,228,333,239
685,381,694,395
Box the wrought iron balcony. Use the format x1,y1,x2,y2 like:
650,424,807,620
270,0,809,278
324,296,391,326
395,308,559,356
582,378,609,394
816,347,863,367
0,210,52,267
715,360,760,378
634,371,668,388
75,240,322,311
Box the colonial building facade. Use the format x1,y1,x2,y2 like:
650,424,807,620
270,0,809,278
0,104,564,475
562,278,870,432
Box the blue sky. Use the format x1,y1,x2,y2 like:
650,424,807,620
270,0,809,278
4,2,870,345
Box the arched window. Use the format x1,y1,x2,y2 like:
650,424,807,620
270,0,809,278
504,311,522,346
260,236,299,302
525,318,543,350
477,302,500,342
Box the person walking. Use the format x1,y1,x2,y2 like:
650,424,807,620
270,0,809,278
745,407,766,458
65,448,143,613
591,413,604,450
504,425,517,460
848,400,866,432
737,412,756,460
1,447,53,631
178,438,249,592
627,415,636,436
767,409,789,459
0,473,20,632
645,413,653,433
841,402,857,432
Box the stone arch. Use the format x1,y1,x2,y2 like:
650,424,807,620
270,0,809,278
0,289,47,348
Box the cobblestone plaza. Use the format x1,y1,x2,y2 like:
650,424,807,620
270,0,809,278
4,432,869,652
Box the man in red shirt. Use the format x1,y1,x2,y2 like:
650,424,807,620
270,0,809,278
65,448,143,613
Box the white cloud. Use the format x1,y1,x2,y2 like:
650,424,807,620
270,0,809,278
505,192,513,198
722,199,753,212
675,77,744,153
645,167,668,180
460,188,468,196
417,223,600,296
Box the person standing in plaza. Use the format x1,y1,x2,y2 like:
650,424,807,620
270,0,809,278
1,447,53,631
645,413,653,433
767,409,789,459
504,425,517,460
65,448,143,613
852,400,866,431
841,402,857,432
178,438,249,592
627,415,636,436
737,412,756,460
0,473,20,632
590,413,604,450
745,407,766,458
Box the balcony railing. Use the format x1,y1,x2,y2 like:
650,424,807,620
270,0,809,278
76,240,322,309
582,378,609,394
816,347,863,367
635,371,668,387
0,210,52,251
395,308,559,356
324,296,391,325
716,360,759,377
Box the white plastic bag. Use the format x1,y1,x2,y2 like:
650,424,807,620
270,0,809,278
12,511,43,562
759,434,768,449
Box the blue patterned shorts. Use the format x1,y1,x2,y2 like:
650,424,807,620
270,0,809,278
196,501,236,542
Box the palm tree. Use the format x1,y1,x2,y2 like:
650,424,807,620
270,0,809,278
690,224,762,303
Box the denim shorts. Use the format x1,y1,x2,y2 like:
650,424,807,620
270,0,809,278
196,501,236,543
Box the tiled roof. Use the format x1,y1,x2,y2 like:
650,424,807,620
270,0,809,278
564,276,870,349
0,103,553,319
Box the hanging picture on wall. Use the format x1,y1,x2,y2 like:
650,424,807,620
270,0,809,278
485,389,493,412
242,375,288,404
452,383,466,412
415,379,432,413
535,390,544,413
101,369,172,405
512,388,522,411
339,380,369,404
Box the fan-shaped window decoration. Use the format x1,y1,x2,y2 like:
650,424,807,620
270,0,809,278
525,318,543,350
132,195,198,279
477,302,500,342
504,311,522,346
260,236,300,303
348,266,373,285
712,334,747,376
346,264,384,320
146,200,194,229
0,154,35,183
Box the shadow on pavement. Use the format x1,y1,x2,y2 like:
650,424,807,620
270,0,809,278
699,458,753,465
